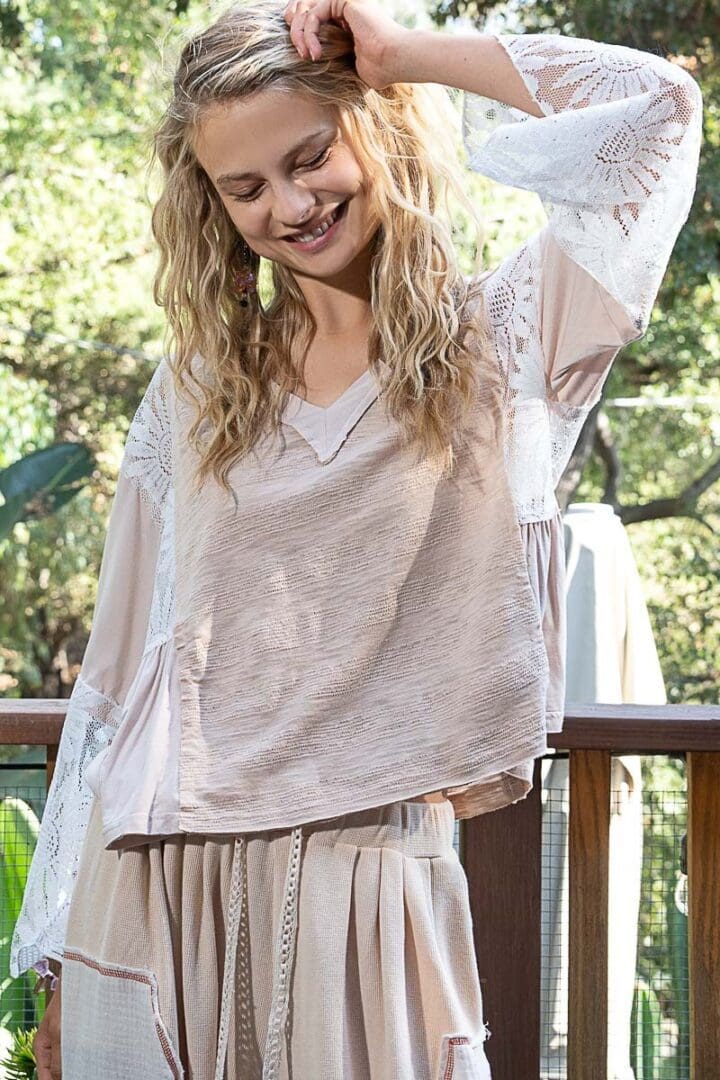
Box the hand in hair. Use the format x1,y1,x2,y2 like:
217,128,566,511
283,0,411,90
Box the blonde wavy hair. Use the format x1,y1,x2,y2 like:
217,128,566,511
150,0,490,488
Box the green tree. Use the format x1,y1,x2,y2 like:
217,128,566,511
0,0,182,694
1,0,717,702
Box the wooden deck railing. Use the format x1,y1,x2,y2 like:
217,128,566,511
0,700,718,1079
464,703,720,1080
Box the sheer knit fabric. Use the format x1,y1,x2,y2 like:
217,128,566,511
11,31,702,984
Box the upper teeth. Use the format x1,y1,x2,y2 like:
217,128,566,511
293,206,339,243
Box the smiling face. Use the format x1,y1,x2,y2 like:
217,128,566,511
194,88,381,284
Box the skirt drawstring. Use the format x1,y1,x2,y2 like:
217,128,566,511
213,835,246,1080
214,825,304,1080
262,825,304,1079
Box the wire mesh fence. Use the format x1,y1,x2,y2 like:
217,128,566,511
0,768,49,1038
633,760,689,1080
540,754,689,1080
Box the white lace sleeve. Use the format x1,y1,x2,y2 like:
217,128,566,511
464,33,702,329
10,361,174,978
464,33,702,522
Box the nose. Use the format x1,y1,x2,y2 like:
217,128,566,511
272,181,316,233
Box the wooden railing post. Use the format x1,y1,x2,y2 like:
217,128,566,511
46,741,59,789
462,758,543,1080
687,751,720,1080
567,749,611,1080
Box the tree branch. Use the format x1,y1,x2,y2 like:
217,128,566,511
619,455,720,527
594,411,622,506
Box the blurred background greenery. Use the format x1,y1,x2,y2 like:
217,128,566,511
0,0,718,706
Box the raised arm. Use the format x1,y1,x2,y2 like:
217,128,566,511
401,28,702,335
398,28,702,519
283,15,703,527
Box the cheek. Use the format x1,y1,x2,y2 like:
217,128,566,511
224,203,266,242
331,148,367,193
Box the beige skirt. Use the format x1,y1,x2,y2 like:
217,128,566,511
62,795,492,1080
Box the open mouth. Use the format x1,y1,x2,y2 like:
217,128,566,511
284,200,348,251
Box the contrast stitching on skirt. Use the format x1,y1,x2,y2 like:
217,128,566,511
63,948,183,1079
263,824,304,1080
442,1035,471,1080
214,835,246,1080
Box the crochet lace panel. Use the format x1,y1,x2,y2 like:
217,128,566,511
10,363,176,977
146,491,176,655
464,33,702,522
9,680,121,977
121,362,174,525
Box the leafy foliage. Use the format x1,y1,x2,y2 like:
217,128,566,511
0,799,41,1033
0,444,95,540
0,1025,37,1080
0,0,177,695
1,0,717,703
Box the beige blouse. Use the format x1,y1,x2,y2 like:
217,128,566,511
11,30,702,979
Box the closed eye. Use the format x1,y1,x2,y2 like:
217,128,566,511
229,147,333,203
303,146,333,170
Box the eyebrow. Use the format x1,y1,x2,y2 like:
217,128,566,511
215,128,336,187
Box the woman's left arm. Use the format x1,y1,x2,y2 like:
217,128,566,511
398,29,703,344
400,31,704,516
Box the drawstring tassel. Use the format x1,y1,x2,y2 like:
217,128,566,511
262,825,304,1080
214,835,246,1080
214,825,304,1080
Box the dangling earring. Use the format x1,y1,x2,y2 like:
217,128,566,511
231,237,257,307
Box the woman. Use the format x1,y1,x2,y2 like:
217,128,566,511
12,1,702,1077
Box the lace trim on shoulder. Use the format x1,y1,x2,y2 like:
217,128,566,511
480,235,558,523
121,362,174,526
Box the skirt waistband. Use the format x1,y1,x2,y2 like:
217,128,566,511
195,797,456,859
298,797,456,857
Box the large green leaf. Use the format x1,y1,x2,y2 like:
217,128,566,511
0,800,41,1031
0,443,95,539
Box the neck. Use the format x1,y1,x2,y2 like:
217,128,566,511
291,242,374,336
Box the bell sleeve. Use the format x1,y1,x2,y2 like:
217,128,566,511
462,33,703,521
9,361,173,979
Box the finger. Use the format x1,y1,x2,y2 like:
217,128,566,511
283,3,299,25
330,0,351,23
303,12,323,60
34,1030,53,1080
288,9,310,57
283,1,307,28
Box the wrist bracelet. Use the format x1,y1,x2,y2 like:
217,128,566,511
32,972,59,994
32,959,59,994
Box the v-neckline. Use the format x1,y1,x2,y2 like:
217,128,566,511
282,366,375,414
274,364,386,465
